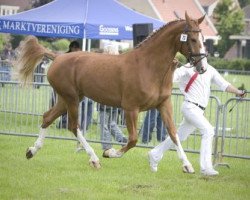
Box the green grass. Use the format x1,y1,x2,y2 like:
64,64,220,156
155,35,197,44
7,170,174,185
0,135,249,200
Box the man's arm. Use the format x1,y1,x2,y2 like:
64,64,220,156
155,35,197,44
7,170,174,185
226,85,247,97
211,66,247,98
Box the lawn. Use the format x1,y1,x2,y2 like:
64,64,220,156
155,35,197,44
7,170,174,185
0,73,249,200
0,135,249,200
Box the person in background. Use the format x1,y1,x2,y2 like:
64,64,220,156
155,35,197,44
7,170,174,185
148,58,247,176
66,41,81,53
99,104,128,157
33,59,46,89
140,109,167,144
100,43,128,157
1,43,15,61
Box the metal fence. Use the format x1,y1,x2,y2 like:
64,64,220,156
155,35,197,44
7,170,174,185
0,62,249,165
220,98,250,159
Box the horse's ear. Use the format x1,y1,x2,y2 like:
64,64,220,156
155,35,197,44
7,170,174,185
185,11,191,24
198,14,206,24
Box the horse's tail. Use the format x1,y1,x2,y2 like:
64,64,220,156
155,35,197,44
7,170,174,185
13,36,57,85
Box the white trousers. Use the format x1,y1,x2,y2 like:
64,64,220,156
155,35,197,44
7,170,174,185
151,101,215,171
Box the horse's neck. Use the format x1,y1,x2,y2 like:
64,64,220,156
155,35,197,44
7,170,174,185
139,22,184,67
136,22,184,81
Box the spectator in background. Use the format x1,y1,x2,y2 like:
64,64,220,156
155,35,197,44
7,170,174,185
140,109,167,144
66,41,81,53
33,58,48,89
100,43,128,157
99,104,128,157
1,43,15,61
0,43,14,86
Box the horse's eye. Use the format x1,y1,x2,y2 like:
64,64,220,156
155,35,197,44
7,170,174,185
191,38,197,43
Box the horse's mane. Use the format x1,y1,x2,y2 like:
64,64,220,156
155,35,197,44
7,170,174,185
134,19,185,49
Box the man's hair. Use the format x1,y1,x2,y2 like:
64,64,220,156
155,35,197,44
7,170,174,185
69,41,80,49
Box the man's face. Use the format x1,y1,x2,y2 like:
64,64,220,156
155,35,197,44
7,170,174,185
71,47,80,52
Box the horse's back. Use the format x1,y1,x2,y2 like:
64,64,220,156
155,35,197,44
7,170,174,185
47,52,126,106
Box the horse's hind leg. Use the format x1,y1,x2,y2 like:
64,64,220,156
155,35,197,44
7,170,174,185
65,97,100,169
26,97,66,159
151,99,194,173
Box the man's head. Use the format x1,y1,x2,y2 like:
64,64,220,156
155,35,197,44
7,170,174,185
68,41,81,52
103,44,119,55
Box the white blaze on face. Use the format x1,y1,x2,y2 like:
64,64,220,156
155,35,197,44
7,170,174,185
199,33,208,71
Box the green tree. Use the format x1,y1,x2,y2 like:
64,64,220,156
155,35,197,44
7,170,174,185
11,35,25,49
214,0,244,57
32,0,53,8
0,34,5,51
52,39,70,52
238,0,250,8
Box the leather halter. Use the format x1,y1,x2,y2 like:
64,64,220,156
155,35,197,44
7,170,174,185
181,24,208,74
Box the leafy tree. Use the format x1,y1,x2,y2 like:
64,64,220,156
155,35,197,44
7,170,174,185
238,0,250,8
32,0,53,8
214,0,244,57
52,39,70,52
11,35,25,49
0,34,5,51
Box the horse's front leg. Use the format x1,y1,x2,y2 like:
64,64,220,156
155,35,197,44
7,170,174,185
67,100,101,169
76,128,101,168
103,109,139,158
149,98,194,173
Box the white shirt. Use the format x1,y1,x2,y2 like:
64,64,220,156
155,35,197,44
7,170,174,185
173,63,230,107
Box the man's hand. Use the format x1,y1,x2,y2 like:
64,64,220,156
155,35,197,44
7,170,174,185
172,58,180,68
237,90,247,98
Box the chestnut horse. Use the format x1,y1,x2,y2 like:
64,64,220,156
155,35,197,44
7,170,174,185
14,13,207,171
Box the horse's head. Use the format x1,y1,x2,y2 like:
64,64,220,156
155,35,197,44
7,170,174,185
180,12,207,74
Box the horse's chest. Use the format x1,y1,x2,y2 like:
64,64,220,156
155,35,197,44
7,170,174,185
147,90,170,105
159,83,172,97
158,91,170,102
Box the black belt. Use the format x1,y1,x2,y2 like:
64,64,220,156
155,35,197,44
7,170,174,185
186,100,205,111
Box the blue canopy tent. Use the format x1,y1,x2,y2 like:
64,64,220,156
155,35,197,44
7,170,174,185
0,0,164,40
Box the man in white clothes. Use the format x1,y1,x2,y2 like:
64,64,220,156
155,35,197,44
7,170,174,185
148,61,247,176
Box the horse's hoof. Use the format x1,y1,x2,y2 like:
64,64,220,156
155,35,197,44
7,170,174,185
89,160,101,169
26,148,34,159
102,148,123,158
102,151,109,158
182,165,195,174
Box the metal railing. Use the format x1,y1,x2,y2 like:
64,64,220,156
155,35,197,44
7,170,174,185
1,81,249,161
220,98,250,159
0,64,249,164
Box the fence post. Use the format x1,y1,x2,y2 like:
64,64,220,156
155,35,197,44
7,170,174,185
210,96,224,167
216,99,230,168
